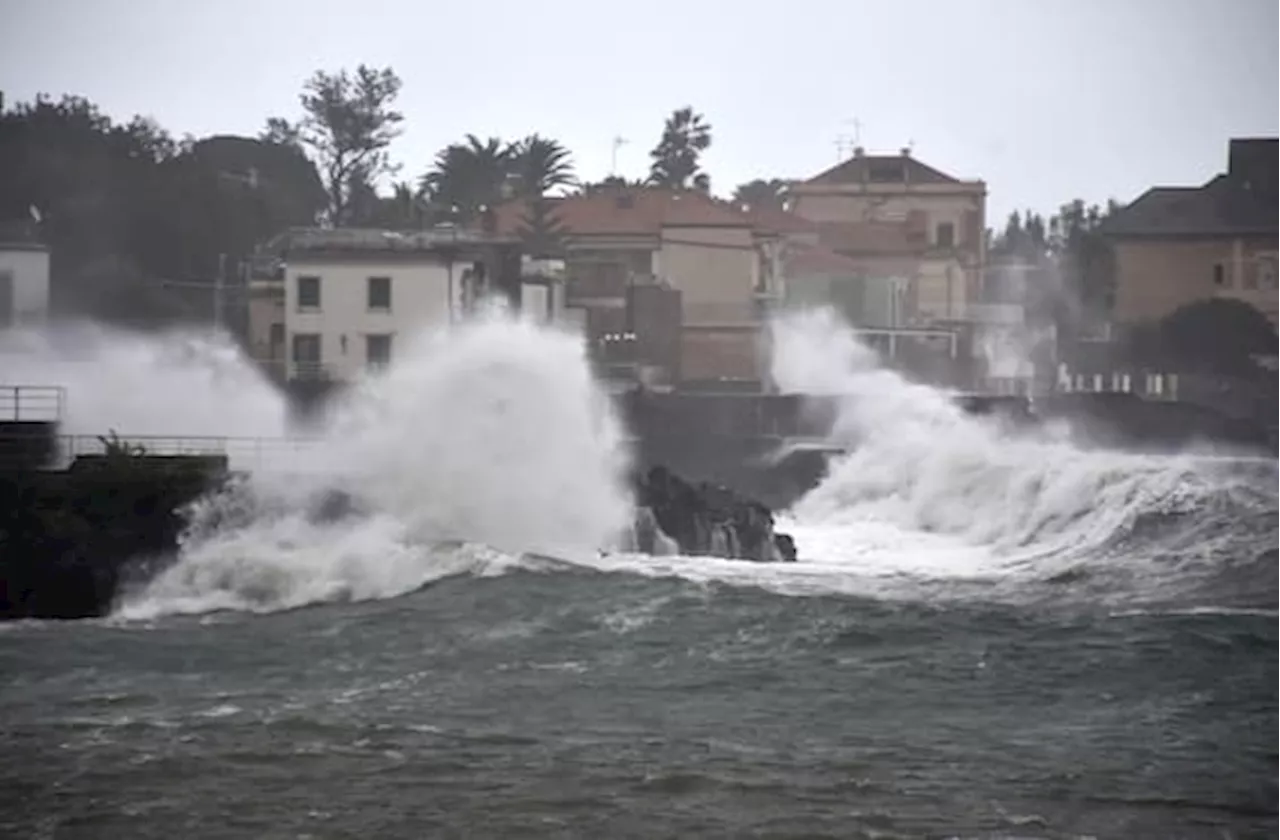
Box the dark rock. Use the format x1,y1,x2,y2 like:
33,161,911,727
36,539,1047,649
773,533,797,563
631,465,796,562
0,457,226,620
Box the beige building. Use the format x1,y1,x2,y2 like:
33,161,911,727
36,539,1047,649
0,222,50,330
494,188,784,386
788,147,987,325
1102,137,1278,325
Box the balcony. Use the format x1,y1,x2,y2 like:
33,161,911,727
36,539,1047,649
0,385,65,422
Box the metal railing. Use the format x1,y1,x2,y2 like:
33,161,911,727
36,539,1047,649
0,385,66,422
0,434,328,473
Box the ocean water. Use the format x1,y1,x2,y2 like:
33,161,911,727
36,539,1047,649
1,310,1275,839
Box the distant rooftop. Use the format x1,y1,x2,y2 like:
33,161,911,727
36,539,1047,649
490,187,754,238
0,219,48,251
265,226,519,256
1102,138,1278,237
802,148,978,188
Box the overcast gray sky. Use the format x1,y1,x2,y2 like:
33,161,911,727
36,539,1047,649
1,0,1275,221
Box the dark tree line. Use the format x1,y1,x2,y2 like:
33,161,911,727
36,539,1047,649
0,95,326,327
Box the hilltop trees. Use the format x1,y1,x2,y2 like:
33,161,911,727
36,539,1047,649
0,94,323,327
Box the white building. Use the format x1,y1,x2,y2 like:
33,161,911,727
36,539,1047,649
249,228,560,383
0,237,50,329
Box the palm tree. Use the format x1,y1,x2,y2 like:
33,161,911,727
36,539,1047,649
732,178,790,211
648,107,712,189
581,175,647,192
509,135,576,199
419,134,513,223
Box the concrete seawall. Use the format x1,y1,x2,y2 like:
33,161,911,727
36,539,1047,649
0,440,228,620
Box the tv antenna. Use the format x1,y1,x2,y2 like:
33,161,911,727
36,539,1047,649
834,118,863,160
610,136,628,175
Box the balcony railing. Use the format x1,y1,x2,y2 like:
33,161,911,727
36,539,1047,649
0,385,66,422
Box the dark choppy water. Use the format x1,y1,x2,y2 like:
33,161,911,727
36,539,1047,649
2,567,1275,840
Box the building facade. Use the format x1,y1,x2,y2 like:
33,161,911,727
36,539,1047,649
1103,137,1278,325
788,146,987,325
247,227,523,382
0,223,50,330
493,188,784,388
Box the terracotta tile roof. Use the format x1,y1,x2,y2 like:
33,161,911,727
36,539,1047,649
491,188,752,237
784,243,867,276
805,152,961,187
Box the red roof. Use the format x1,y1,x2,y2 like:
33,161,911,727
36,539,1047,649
491,188,753,237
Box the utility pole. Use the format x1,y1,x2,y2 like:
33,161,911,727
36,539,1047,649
610,136,628,175
214,253,226,331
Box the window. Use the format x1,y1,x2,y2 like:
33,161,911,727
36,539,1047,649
1258,256,1277,290
367,276,392,310
868,161,905,183
296,275,321,310
935,222,956,248
291,333,322,378
1212,263,1226,286
366,334,393,369
268,322,284,348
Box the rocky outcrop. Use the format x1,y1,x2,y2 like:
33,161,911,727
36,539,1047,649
631,465,797,562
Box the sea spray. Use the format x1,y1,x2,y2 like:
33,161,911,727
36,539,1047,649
767,308,1272,570
116,308,635,617
1,321,289,439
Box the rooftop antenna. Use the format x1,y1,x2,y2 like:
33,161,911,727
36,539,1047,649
610,136,628,175
834,118,863,160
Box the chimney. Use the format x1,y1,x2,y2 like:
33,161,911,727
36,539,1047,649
1223,139,1274,194
853,146,865,158
900,147,911,157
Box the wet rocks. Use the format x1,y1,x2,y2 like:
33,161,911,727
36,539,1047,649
632,465,797,562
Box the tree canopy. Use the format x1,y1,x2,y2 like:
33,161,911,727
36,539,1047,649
0,94,325,328
1127,298,1278,375
265,64,404,226
647,107,712,190
987,199,1120,327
